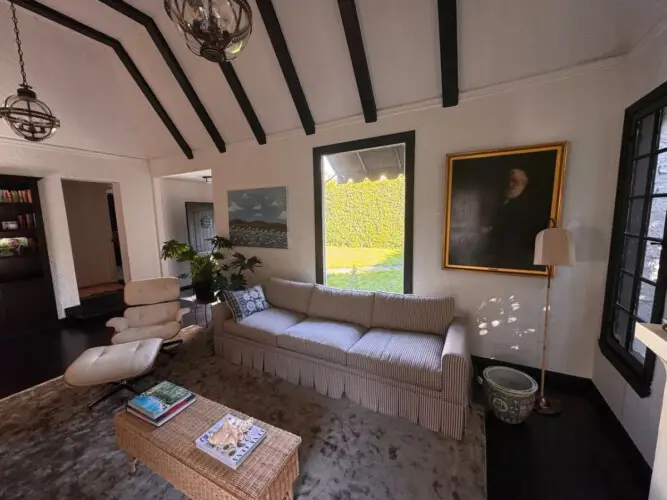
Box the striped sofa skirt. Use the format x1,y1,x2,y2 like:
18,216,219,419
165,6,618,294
214,332,470,440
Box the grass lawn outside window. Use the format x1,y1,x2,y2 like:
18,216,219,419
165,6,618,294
325,246,403,293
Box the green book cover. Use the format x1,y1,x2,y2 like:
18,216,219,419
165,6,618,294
128,381,191,418
145,381,191,406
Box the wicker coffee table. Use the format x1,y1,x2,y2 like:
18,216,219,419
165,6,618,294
114,395,301,500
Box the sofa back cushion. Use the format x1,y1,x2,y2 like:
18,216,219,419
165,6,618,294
372,292,454,335
308,285,374,328
125,300,180,328
264,278,314,315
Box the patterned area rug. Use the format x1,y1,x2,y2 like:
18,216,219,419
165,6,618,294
0,326,486,500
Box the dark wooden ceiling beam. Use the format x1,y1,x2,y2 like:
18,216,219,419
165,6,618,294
219,63,266,145
438,0,459,107
14,0,193,158
97,0,226,153
337,0,376,123
255,0,315,135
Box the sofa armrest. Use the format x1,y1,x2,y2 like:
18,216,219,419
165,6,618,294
106,316,128,333
212,301,232,331
177,308,191,323
441,318,472,405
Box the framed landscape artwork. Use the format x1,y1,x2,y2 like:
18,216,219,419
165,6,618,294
443,143,567,277
228,187,288,249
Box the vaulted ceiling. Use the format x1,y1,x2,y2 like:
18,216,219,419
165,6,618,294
0,0,665,160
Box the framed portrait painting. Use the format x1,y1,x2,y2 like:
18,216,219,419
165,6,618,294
443,143,567,277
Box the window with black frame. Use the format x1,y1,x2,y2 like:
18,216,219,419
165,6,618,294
600,81,667,397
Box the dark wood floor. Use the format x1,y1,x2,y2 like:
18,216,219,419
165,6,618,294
0,304,652,499
483,388,650,500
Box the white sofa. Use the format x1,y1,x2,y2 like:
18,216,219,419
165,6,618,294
213,278,472,440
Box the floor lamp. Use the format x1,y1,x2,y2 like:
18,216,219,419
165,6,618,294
533,220,575,415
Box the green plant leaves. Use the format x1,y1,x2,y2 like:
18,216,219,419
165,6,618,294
160,236,262,295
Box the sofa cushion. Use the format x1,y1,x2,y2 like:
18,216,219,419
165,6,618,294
308,285,374,328
124,301,180,328
224,307,305,346
264,278,314,314
347,328,444,390
111,321,181,345
278,318,367,365
372,292,454,336
224,285,270,321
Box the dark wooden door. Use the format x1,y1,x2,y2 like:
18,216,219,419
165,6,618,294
186,202,215,253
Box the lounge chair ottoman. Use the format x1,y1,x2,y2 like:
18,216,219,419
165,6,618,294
65,338,162,410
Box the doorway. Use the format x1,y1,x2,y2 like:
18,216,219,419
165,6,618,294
313,131,415,293
186,202,215,253
62,180,124,299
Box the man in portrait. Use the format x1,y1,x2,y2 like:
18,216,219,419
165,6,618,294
473,167,549,270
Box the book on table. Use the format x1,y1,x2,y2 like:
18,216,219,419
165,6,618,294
127,381,194,424
196,414,266,470
127,394,196,427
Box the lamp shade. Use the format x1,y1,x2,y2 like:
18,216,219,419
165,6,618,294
534,227,575,266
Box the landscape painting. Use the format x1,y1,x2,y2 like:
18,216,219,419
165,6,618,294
228,187,288,249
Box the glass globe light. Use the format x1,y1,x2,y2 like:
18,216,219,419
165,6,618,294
0,86,60,142
164,0,252,63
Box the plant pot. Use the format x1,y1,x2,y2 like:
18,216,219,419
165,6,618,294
483,366,538,424
193,280,215,302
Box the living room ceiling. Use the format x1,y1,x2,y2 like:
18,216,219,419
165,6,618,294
0,0,664,160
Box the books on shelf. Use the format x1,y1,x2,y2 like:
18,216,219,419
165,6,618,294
127,381,195,426
196,414,266,470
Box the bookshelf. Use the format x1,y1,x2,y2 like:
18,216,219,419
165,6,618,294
0,175,57,333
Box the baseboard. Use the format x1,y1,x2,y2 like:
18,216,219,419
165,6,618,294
473,355,652,485
471,355,592,393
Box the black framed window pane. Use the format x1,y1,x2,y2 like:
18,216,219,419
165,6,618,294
632,157,650,196
659,108,667,150
636,114,655,157
617,273,635,308
632,337,648,361
623,236,640,273
627,198,645,234
612,308,630,344
655,153,667,194
643,242,662,282
637,282,656,321
648,197,667,239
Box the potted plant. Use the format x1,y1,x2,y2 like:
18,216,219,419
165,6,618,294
160,236,261,301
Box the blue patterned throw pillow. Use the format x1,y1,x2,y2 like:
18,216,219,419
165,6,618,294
224,285,270,322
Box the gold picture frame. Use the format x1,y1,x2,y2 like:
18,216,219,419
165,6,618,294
443,142,567,277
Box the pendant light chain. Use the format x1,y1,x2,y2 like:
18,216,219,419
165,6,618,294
9,2,28,88
0,0,60,142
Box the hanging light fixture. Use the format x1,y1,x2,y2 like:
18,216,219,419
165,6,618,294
164,0,252,63
0,1,59,142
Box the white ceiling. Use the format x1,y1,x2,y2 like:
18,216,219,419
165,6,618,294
0,0,665,160
166,169,213,183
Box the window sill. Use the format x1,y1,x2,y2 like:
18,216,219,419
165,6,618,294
598,338,652,398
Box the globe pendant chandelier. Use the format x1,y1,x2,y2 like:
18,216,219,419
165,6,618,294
0,1,60,142
164,0,252,63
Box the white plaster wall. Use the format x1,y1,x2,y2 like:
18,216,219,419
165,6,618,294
160,178,214,286
152,62,626,380
0,139,162,317
592,30,667,467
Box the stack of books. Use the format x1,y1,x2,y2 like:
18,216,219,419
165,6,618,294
127,381,195,427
